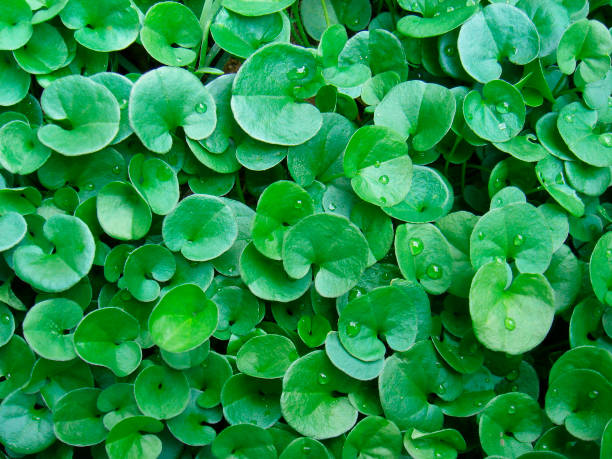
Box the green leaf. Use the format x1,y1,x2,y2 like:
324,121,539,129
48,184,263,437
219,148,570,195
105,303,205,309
123,244,176,302
0,211,27,252
0,120,50,174
223,0,295,16
141,1,202,66
53,387,106,446
23,298,82,361
397,0,480,38
283,213,369,298
134,364,190,419
300,0,372,41
105,416,163,459
470,202,553,274
0,336,35,398
404,428,466,459
14,214,95,292
149,283,218,353
479,393,543,456
463,79,526,143
252,180,314,260
374,80,455,150
231,43,323,146
237,334,298,378
557,101,612,167
162,194,237,262
74,307,141,377
129,66,217,153
0,0,33,50
221,373,281,427
281,350,358,439
343,125,412,207
167,388,218,446
344,416,402,458
379,340,462,431
0,52,30,106
13,23,69,74
590,232,612,305
212,424,277,459
557,19,612,83
469,261,555,354
457,3,539,82
60,0,139,52
338,283,431,361
97,181,152,241
0,391,54,455
325,331,383,381
240,241,312,302
38,75,120,155
211,8,288,59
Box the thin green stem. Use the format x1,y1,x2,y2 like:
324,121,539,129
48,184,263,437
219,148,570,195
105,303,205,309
460,161,466,193
234,172,246,204
466,164,490,172
291,2,311,47
203,44,221,68
320,0,331,27
197,0,223,69
117,55,141,74
385,0,397,25
525,185,545,195
552,74,568,98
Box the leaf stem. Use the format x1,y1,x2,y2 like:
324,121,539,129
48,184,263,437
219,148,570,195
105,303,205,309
320,0,331,27
291,2,311,47
197,0,223,69
234,172,246,204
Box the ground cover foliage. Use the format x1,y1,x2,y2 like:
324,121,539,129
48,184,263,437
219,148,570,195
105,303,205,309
0,0,611,458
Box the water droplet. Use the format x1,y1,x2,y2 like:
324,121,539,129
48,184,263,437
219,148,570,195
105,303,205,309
378,175,389,184
445,46,455,56
85,183,94,190
598,133,612,147
294,199,303,209
506,369,519,381
496,101,510,114
374,160,381,168
504,317,516,331
466,0,476,5
495,256,505,263
513,234,524,247
446,6,455,12
606,249,612,260
318,373,329,385
32,416,40,421
328,203,336,211
426,264,443,280
433,11,440,16
287,66,308,80
351,18,359,25
438,383,446,394
112,165,121,175
555,172,564,184
302,446,312,455
564,113,574,123
507,405,516,415
346,321,361,337
380,196,387,204
195,103,207,114
476,401,483,407
4,373,11,380
588,390,599,399
477,231,485,240
0,314,10,323
409,238,424,256
348,287,365,301
228,266,234,273
498,122,507,131
120,98,128,109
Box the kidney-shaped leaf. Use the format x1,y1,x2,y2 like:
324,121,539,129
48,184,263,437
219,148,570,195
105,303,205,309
397,0,480,38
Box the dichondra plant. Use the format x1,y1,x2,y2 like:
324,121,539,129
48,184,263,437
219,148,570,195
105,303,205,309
0,0,611,458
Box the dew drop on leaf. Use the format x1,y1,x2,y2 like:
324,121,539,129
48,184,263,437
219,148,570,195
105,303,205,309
328,203,336,211
409,238,424,256
112,165,121,174
598,133,612,147
507,405,516,415
495,256,505,263
85,183,95,190
345,321,361,337
287,66,308,80
378,175,389,184
445,46,455,56
426,264,443,279
495,101,510,114
446,6,455,12
438,383,446,394
564,114,574,123
195,103,207,114
498,122,507,131
317,372,328,385
606,249,612,260
294,199,303,209
506,369,519,381
1,314,10,323
588,390,599,399
504,317,516,331
513,234,524,247
374,160,381,168
477,231,485,240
